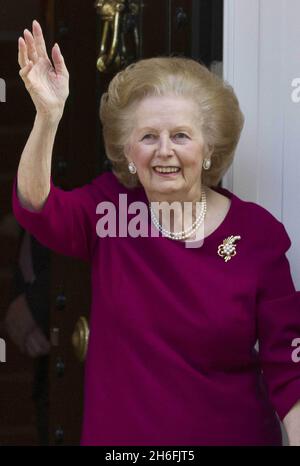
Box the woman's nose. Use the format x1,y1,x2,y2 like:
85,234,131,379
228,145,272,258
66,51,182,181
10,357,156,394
157,135,173,156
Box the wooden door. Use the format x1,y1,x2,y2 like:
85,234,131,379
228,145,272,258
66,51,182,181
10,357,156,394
0,0,223,445
0,0,55,446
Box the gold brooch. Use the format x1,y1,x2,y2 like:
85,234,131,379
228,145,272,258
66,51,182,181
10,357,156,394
217,235,241,262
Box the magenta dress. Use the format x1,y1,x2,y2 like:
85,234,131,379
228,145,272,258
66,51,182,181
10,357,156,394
12,171,300,446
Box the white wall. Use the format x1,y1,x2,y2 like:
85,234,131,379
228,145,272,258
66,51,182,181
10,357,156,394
222,0,300,289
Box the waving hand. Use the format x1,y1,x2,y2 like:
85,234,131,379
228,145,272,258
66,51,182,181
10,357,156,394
18,19,69,120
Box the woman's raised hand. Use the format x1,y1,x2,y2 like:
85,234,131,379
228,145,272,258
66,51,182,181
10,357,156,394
18,19,69,121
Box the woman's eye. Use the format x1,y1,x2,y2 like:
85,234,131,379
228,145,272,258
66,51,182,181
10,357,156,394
174,133,188,139
141,133,189,141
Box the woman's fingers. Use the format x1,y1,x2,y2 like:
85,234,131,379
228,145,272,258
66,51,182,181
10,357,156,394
51,43,68,76
23,28,39,64
18,21,68,78
32,19,48,59
18,37,29,68
19,61,33,81
18,38,34,85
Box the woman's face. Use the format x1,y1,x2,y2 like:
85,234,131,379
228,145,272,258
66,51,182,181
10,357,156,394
124,95,209,202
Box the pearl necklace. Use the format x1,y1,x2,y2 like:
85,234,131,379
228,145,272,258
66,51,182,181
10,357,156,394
149,187,207,240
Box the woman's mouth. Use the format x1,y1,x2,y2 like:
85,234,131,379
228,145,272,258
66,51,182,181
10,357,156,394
153,166,181,177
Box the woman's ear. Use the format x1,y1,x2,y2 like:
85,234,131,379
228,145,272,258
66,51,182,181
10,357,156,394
205,143,214,158
124,142,131,161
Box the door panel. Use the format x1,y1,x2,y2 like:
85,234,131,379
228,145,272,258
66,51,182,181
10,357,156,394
0,0,51,446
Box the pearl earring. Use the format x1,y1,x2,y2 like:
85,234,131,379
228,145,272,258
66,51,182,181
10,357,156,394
203,158,211,170
128,161,137,174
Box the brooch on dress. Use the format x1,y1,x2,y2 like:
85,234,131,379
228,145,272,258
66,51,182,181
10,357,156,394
217,235,241,262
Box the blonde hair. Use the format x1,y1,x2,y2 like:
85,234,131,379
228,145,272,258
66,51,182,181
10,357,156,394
99,56,244,189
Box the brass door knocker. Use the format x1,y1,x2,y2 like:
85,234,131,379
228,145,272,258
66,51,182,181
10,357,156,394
95,0,140,73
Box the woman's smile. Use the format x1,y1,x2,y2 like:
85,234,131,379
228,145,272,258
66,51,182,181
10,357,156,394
152,166,182,177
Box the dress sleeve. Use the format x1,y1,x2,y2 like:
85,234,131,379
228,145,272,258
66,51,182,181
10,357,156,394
256,220,300,422
11,175,99,263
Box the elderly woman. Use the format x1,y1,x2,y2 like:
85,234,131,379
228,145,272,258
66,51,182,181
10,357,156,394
13,20,300,446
